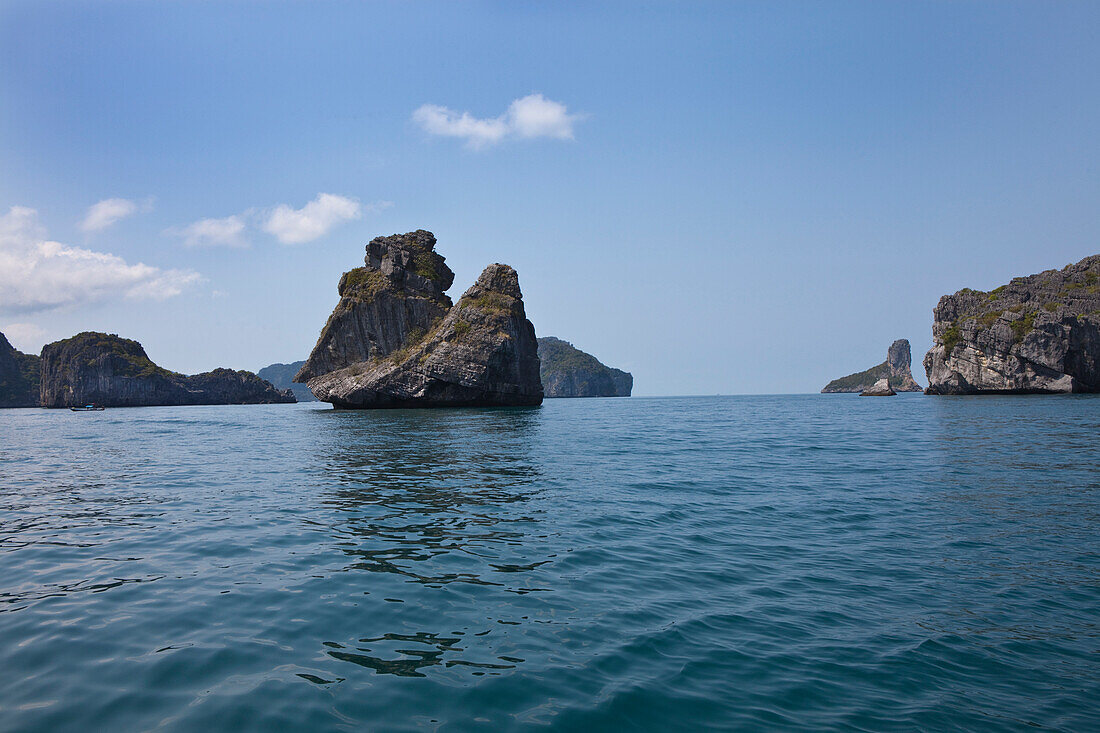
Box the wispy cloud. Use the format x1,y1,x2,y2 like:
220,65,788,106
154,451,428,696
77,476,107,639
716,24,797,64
0,206,201,314
262,193,365,244
412,94,582,149
80,197,151,233
169,215,249,248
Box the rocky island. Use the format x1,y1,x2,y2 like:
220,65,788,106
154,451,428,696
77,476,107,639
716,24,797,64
924,254,1100,394
822,339,923,393
0,331,41,408
537,337,632,397
295,230,542,408
860,378,896,396
40,332,295,407
258,361,317,402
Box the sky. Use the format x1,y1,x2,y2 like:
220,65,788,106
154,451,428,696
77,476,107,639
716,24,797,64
2,1,1099,395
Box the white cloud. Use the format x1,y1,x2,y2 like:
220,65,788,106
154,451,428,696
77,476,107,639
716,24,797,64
507,94,578,139
262,193,363,244
170,215,249,248
0,206,201,315
80,197,144,233
1,322,46,352
412,94,581,149
412,105,511,148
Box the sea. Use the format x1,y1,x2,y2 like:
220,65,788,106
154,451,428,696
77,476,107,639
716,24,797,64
1,395,1098,731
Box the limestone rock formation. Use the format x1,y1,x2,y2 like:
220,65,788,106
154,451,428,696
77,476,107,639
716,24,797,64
40,332,295,407
537,337,632,397
296,230,454,383
822,339,923,393
257,361,317,402
297,231,543,408
924,255,1100,394
860,378,896,396
0,331,40,408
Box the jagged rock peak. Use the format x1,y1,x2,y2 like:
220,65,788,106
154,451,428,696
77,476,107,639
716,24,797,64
302,249,543,408
887,339,911,373
297,231,455,383
471,262,523,298
924,254,1100,394
349,229,455,297
40,332,295,407
821,339,923,393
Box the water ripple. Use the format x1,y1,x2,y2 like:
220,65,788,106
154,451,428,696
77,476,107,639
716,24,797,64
1,396,1099,730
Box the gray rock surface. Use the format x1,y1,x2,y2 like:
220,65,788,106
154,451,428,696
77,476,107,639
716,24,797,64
0,331,40,408
860,378,896,396
297,232,542,408
822,339,923,393
40,332,295,407
296,230,453,383
537,337,632,397
924,255,1100,394
257,361,318,402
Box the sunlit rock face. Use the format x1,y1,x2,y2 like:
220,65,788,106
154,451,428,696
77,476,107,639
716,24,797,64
822,339,922,393
297,231,542,409
924,255,1100,394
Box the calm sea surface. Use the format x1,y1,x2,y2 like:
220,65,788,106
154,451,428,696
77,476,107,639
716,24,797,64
1,395,1099,731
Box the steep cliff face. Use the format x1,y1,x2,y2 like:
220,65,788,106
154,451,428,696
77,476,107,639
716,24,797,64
924,255,1100,394
257,361,317,402
40,332,295,407
0,331,40,407
303,260,543,408
295,230,454,383
822,339,923,393
537,337,632,397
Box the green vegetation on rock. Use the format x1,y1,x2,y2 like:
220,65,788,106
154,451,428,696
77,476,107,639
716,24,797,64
40,332,295,407
941,323,961,356
926,253,1100,394
54,332,176,380
538,337,632,398
340,268,387,299
412,251,441,281
465,292,514,314
1011,311,1036,343
978,311,1002,328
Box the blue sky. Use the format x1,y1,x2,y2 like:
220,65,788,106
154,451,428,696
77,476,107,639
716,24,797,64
2,1,1098,395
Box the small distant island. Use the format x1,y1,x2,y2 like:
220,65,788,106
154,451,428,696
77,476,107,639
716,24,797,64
39,332,294,407
924,254,1100,394
822,339,922,393
296,230,543,408
537,337,632,398
257,361,317,402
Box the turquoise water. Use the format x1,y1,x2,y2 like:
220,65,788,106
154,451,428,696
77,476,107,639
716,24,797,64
2,395,1099,731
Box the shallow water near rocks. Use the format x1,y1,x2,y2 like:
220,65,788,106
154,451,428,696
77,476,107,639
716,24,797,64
2,395,1099,731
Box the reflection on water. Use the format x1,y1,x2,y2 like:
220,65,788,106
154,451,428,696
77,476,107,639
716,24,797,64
2,397,1100,731
307,407,552,676
323,633,518,678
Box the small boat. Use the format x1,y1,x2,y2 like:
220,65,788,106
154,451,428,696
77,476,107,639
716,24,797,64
70,405,106,411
